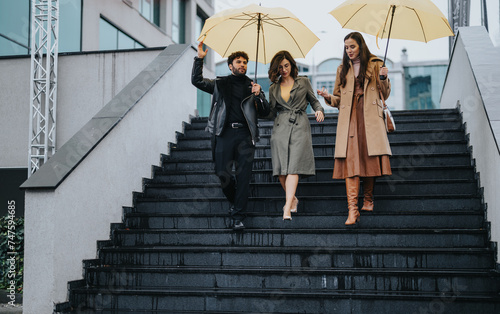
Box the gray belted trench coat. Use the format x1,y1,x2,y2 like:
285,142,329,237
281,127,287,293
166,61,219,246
268,76,324,177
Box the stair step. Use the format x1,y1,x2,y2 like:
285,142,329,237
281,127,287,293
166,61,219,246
142,179,478,198
111,228,488,248
185,118,464,129
176,129,465,146
182,120,464,141
167,141,468,160
161,153,473,171
124,211,484,230
153,166,475,184
84,266,500,294
185,110,461,128
98,246,496,269
133,195,482,214
67,286,500,313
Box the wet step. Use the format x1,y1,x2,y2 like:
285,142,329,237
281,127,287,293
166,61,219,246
132,195,482,214
142,179,479,198
66,286,500,313
97,246,496,269
184,118,464,132
167,140,468,160
111,228,488,248
186,109,461,126
123,211,485,230
152,166,475,184
177,128,465,144
84,266,500,294
160,153,473,171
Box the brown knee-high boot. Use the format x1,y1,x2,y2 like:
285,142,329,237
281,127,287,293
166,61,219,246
361,177,375,211
345,176,360,225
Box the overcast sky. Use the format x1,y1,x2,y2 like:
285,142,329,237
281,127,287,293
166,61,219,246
212,0,499,65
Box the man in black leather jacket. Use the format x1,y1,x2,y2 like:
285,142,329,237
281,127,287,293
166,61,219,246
191,41,270,230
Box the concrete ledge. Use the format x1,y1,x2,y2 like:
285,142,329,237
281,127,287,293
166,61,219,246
441,26,500,261
21,44,192,189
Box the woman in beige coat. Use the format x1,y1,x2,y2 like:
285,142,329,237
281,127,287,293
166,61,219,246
268,51,325,220
317,32,392,225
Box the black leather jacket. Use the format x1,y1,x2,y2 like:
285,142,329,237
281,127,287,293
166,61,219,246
191,57,270,146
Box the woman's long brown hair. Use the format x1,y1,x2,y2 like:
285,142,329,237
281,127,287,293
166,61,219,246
268,50,298,83
339,32,372,88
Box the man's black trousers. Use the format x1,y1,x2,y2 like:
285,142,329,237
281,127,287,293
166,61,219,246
214,127,255,221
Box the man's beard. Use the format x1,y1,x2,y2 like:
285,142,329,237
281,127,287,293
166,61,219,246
231,67,246,77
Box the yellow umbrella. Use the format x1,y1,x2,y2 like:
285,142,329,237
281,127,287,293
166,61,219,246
198,3,319,81
329,0,454,67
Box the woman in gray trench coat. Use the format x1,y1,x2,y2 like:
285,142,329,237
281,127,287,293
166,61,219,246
267,51,325,220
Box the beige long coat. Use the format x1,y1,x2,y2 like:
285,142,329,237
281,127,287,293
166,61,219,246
268,76,324,176
327,56,392,158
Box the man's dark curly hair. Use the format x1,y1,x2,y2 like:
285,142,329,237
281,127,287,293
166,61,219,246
227,51,249,66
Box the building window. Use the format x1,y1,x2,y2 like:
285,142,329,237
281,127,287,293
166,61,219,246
195,8,208,64
404,65,448,110
197,89,212,117
0,0,82,56
172,0,185,44
59,0,82,53
317,59,341,74
0,0,30,56
195,9,207,43
99,17,144,50
195,8,210,116
140,0,160,27
408,75,433,110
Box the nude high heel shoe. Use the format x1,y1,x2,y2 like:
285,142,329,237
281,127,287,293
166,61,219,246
290,196,299,213
283,206,292,220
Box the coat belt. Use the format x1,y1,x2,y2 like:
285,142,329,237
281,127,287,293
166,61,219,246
279,108,304,123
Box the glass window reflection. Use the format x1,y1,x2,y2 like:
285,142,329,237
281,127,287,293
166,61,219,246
0,0,30,56
140,0,160,27
99,18,117,50
59,0,82,53
404,64,448,110
172,0,185,44
99,18,143,51
118,32,135,49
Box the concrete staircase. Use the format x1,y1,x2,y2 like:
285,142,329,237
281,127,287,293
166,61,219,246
55,109,500,313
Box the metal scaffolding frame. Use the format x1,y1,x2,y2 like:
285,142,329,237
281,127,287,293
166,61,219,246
28,0,59,176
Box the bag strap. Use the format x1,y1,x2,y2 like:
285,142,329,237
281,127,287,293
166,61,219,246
375,68,388,110
378,89,387,110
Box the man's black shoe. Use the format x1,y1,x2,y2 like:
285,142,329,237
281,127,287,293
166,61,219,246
232,220,245,231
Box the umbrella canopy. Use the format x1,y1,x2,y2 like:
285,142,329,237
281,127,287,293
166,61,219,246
329,0,454,65
330,0,453,42
197,4,319,66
